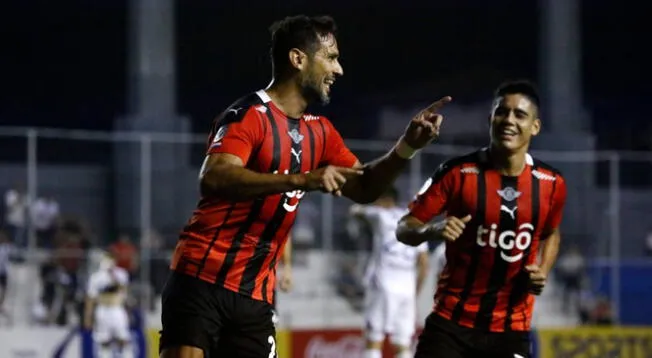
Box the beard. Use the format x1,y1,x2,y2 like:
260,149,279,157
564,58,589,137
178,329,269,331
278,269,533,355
300,75,330,106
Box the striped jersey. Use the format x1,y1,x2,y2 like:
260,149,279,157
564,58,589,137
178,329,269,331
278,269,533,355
171,90,358,304
409,148,567,332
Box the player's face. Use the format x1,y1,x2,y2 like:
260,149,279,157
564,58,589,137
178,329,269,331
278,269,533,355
301,33,343,105
489,94,541,152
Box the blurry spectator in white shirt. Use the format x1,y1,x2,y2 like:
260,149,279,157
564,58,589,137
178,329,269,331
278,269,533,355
4,185,28,248
31,196,60,248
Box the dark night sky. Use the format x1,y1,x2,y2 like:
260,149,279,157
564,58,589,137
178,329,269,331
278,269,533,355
0,0,648,144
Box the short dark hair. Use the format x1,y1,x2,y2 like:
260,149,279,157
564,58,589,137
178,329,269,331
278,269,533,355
494,80,541,109
269,15,337,77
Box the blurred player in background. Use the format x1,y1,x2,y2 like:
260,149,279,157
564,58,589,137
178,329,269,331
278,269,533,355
160,13,451,358
84,252,131,358
272,236,293,326
350,187,429,358
397,80,567,358
0,231,12,324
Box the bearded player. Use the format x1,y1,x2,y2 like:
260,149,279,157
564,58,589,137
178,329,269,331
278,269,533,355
159,15,452,358
397,80,567,358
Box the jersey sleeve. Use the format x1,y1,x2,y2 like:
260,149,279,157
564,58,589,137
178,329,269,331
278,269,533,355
320,118,358,168
206,108,264,164
544,175,567,231
408,163,457,223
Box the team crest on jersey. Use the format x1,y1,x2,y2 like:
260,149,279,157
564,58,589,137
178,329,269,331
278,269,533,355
497,187,521,202
288,128,304,144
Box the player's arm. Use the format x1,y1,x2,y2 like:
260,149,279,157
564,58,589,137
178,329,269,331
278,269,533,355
200,110,362,201
526,176,567,294
83,281,97,330
538,177,568,276
416,250,429,295
338,97,452,203
396,165,460,246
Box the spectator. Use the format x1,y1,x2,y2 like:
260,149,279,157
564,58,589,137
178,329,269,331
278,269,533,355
31,195,60,248
0,230,13,318
3,184,28,248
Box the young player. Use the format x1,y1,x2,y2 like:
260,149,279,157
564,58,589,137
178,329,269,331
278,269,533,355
397,80,567,358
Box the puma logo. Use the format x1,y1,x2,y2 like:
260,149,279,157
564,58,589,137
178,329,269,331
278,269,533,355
500,205,517,220
291,147,302,163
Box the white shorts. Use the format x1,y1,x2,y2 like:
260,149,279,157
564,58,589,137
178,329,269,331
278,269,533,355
94,305,130,344
364,286,416,347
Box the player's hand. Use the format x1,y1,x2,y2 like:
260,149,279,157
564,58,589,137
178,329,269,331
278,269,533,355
402,96,453,149
301,165,364,197
429,214,472,242
279,266,293,292
525,265,547,295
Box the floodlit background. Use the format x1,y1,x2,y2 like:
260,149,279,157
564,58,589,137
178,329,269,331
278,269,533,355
0,0,650,357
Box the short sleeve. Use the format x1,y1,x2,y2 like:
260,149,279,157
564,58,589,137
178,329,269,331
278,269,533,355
207,108,264,164
408,163,457,224
544,175,567,231
320,119,358,168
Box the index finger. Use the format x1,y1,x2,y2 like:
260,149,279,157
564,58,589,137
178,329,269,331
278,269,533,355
335,167,365,177
425,96,452,113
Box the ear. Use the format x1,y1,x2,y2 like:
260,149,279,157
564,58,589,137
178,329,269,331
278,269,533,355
531,118,542,136
288,48,308,71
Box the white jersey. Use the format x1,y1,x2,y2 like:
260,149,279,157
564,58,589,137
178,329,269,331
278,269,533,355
87,266,129,306
87,266,131,344
354,205,428,293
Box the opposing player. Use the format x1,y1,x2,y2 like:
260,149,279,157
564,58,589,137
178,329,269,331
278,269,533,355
84,252,131,358
160,14,452,358
397,80,567,358
350,187,429,358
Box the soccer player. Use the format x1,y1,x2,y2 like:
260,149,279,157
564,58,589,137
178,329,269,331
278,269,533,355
350,187,429,358
84,252,131,358
397,80,567,358
159,15,452,358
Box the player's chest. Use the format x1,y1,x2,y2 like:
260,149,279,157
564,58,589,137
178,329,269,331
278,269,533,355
453,169,556,234
254,120,324,174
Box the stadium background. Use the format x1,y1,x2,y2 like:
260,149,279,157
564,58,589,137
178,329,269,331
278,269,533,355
1,0,651,357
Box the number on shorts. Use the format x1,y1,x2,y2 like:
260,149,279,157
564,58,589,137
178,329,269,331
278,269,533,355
267,335,276,358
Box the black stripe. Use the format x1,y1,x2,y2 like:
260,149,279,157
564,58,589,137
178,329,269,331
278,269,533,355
505,169,540,330
214,109,278,285
261,222,294,302
196,204,236,278
238,113,299,296
475,175,518,330
450,167,486,323
306,123,316,170
317,120,327,166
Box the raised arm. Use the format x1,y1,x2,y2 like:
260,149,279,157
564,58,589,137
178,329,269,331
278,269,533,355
320,97,452,204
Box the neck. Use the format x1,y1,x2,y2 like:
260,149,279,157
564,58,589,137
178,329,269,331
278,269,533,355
265,77,308,118
489,145,528,176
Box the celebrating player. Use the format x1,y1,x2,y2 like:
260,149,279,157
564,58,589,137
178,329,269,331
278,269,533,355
159,15,452,358
84,252,131,358
350,187,429,358
397,80,567,358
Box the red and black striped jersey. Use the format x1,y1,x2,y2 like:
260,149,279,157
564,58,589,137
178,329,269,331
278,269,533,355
409,148,567,332
171,90,358,304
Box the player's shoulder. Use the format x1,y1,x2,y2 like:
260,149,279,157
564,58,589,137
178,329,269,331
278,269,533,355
430,149,486,181
528,154,564,181
213,91,269,127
